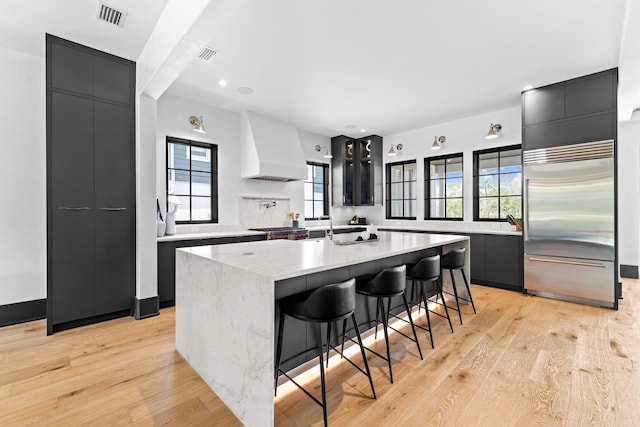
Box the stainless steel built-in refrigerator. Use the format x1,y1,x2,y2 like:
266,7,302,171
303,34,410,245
523,140,617,308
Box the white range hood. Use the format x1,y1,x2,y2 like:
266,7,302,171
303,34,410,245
240,111,308,181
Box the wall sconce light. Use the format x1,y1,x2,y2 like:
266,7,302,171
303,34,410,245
388,143,403,156
315,144,333,159
431,136,446,150
188,115,207,133
486,123,502,139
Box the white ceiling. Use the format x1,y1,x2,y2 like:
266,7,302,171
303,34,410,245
1,0,636,137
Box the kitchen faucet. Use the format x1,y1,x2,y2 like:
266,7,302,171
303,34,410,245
322,215,333,240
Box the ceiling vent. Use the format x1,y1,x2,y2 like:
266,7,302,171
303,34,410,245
196,47,218,63
96,2,127,28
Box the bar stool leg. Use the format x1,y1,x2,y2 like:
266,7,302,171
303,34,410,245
460,268,476,314
274,310,286,396
449,269,463,325
352,313,377,399
374,297,381,339
326,322,332,368
341,318,347,358
402,293,423,359
314,323,328,427
438,279,454,333
419,282,434,349
379,297,394,383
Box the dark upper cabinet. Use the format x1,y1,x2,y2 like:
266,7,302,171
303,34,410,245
522,69,617,151
50,43,93,96
522,85,565,125
331,135,382,206
94,56,132,104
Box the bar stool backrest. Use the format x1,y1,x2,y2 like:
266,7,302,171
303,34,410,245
442,248,466,270
305,278,356,321
407,255,440,281
369,264,407,295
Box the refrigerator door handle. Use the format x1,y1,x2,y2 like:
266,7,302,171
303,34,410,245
528,256,606,268
523,178,529,242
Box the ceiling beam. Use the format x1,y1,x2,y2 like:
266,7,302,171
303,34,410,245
137,0,249,100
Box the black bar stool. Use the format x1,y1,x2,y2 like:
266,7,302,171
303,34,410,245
354,265,422,383
441,248,476,324
274,278,376,427
407,255,454,348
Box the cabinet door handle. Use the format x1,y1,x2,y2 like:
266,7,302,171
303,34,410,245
100,207,127,211
58,207,90,211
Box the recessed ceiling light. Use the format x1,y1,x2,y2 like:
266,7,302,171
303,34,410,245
360,128,366,133
237,86,254,95
523,84,534,91
218,80,227,87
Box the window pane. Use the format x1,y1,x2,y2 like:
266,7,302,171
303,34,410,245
192,197,211,221
430,199,445,218
478,152,499,175
404,199,415,217
430,159,445,179
192,172,211,196
173,196,190,221
430,178,445,198
404,163,417,181
168,143,189,170
313,182,324,198
404,181,417,199
390,165,404,182
500,149,522,172
304,201,313,218
479,197,499,219
446,198,463,218
477,174,498,197
307,164,313,181
168,169,190,195
314,201,324,217
390,182,403,199
304,182,313,200
446,177,463,198
446,157,463,177
391,200,403,217
500,196,522,219
191,146,211,172
500,172,522,196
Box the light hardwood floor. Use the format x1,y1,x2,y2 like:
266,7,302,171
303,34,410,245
2,280,639,426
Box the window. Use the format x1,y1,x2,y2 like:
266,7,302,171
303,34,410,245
167,136,218,223
304,162,329,219
474,145,522,221
386,160,417,219
425,153,463,220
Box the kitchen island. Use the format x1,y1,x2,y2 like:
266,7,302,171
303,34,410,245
175,232,469,426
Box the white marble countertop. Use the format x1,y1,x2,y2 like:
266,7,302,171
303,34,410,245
157,230,266,242
379,224,522,236
179,231,468,281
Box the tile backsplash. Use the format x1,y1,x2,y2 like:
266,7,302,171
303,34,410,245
240,197,293,228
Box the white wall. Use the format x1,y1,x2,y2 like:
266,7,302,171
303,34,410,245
618,119,640,267
330,106,523,224
155,94,330,227
0,46,46,305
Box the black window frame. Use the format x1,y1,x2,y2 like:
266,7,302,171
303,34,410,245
424,152,464,221
304,162,330,220
473,144,522,222
385,160,417,220
166,136,219,224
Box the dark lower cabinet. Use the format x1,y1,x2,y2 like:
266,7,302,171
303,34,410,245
157,235,267,306
470,233,523,292
47,35,135,334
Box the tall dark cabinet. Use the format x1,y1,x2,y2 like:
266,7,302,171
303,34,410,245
46,35,136,334
331,135,382,206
